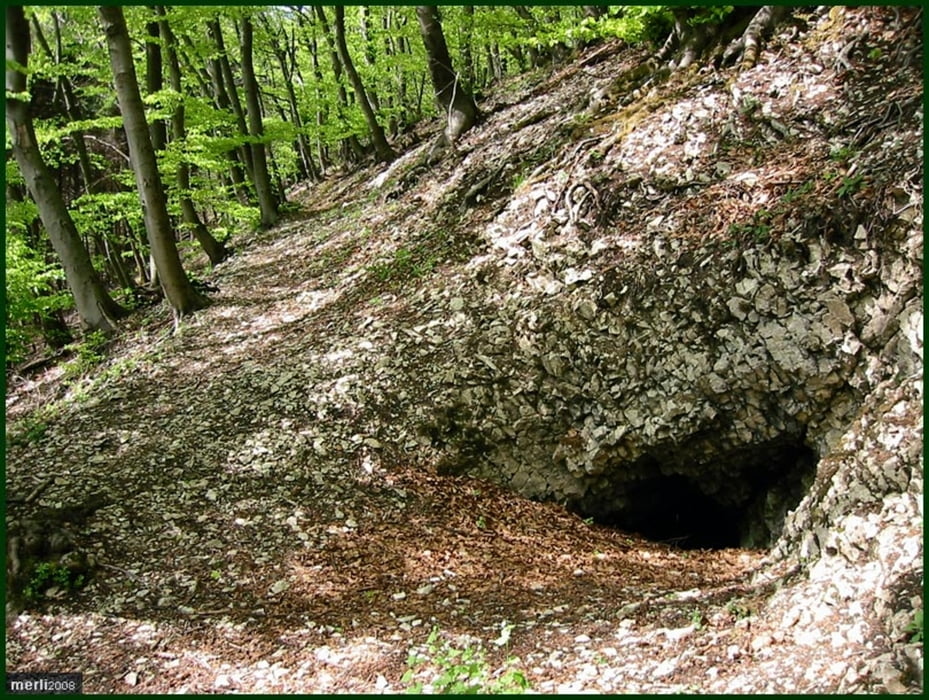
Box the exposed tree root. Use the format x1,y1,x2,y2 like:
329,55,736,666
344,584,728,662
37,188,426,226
656,6,792,73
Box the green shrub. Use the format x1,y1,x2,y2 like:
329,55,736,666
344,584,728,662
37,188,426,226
23,561,86,602
904,609,923,643
63,329,109,379
402,627,530,694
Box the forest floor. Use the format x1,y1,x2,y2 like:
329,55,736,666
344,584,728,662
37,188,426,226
5,7,921,693
2,185,795,693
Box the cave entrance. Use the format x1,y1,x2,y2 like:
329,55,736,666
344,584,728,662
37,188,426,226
585,440,817,550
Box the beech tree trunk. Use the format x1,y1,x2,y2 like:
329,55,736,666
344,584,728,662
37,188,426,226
98,5,208,316
6,5,126,335
145,15,167,152
416,6,479,146
240,14,280,228
208,18,255,185
331,6,395,163
260,12,318,182
310,5,366,164
202,29,251,204
157,6,229,265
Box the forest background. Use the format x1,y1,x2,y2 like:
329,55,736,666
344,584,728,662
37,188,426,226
5,4,759,365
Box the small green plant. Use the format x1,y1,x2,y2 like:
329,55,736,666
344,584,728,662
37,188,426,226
9,414,49,446
739,94,762,116
782,180,813,203
63,329,109,379
837,173,864,197
402,627,531,694
867,47,883,60
828,145,856,162
726,601,752,620
476,515,487,530
369,246,437,283
729,208,772,242
690,608,704,629
729,220,770,241
23,562,85,602
904,609,923,643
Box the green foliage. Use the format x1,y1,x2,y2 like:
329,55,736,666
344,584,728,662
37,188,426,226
8,413,50,447
63,330,109,379
369,245,439,283
837,174,864,197
726,601,752,620
829,145,856,162
689,608,705,629
782,180,814,203
728,209,771,241
23,561,86,602
4,229,72,365
587,6,675,45
686,6,735,26
402,627,530,694
904,609,923,643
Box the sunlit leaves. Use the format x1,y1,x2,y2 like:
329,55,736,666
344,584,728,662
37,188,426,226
5,231,71,364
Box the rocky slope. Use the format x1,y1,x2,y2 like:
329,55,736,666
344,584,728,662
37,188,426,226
5,5,922,693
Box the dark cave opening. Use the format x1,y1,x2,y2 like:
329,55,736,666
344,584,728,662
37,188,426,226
582,441,818,550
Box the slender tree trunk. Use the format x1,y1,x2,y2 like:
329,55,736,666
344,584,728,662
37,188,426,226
98,5,208,315
307,26,330,171
203,42,252,204
359,5,381,112
6,5,126,334
145,14,167,152
331,6,395,162
416,6,480,147
460,6,476,91
31,14,99,198
311,5,366,164
157,7,228,265
511,6,543,67
208,18,255,183
240,13,280,227
260,13,318,182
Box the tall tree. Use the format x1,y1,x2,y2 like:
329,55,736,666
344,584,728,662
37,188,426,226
156,6,229,265
207,17,256,185
98,5,208,315
145,13,167,152
239,12,280,227
6,5,126,335
258,11,318,182
330,5,395,163
308,5,365,164
416,6,479,149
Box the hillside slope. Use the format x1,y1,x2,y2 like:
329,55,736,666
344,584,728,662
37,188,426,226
5,6,922,693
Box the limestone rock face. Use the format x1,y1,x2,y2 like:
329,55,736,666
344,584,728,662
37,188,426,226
415,214,921,550
349,10,924,669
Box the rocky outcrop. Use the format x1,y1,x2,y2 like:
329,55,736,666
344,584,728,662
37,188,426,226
332,7,923,686
412,193,921,546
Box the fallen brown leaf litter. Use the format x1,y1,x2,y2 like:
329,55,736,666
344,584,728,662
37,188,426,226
5,456,776,693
